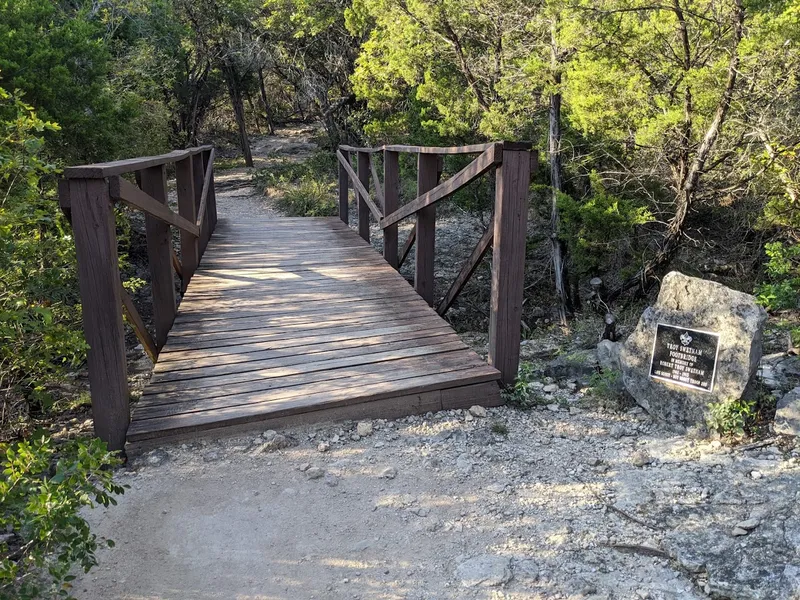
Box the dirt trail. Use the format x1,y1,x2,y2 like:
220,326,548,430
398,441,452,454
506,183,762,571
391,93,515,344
74,129,800,600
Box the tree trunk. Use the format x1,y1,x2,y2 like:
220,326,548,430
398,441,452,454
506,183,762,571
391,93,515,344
549,21,569,325
223,61,254,168
258,67,276,135
607,0,745,302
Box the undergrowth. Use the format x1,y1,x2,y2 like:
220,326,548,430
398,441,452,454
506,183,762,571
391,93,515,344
0,435,125,599
502,362,548,409
706,383,778,438
253,151,338,217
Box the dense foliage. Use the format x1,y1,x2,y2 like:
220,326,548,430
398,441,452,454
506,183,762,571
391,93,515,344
0,435,123,599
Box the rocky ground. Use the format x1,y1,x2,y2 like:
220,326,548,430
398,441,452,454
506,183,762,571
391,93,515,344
77,396,800,600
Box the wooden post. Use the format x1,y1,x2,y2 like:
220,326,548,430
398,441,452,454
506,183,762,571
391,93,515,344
383,150,399,268
338,148,350,225
489,143,532,385
192,152,210,256
139,165,176,350
203,149,218,233
415,153,438,305
66,178,129,452
175,157,197,293
357,151,370,242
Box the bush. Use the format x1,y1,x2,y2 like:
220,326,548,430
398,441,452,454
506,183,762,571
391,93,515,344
557,173,653,276
253,151,338,217
0,435,124,600
502,362,548,408
274,179,337,217
756,241,800,311
706,388,777,438
0,86,87,427
585,370,633,412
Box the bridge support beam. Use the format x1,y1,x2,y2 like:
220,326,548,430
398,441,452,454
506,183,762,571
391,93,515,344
489,144,533,385
338,149,350,225
66,178,130,452
415,153,438,305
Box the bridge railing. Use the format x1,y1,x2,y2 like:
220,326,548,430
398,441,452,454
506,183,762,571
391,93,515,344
337,141,536,386
59,147,217,451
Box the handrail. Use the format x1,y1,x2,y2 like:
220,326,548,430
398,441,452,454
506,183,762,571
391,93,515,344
381,144,501,228
339,142,504,155
337,139,535,389
60,145,217,451
110,176,200,236
336,150,383,220
63,145,213,178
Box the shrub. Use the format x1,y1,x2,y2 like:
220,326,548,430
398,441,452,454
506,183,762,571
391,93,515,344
0,435,124,600
756,241,800,311
585,370,633,412
0,86,88,424
274,179,337,217
253,151,338,217
502,362,547,408
706,388,777,438
557,173,653,276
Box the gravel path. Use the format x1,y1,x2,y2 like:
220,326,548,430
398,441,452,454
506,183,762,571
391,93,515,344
75,401,800,600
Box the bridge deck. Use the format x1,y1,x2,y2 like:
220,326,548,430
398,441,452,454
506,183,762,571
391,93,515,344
128,217,501,442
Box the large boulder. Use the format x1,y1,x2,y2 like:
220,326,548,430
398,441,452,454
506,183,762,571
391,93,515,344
621,271,767,425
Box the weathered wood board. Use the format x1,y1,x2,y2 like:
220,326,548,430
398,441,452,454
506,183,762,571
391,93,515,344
128,217,502,441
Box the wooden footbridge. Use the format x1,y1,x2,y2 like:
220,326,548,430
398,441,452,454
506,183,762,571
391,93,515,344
61,141,534,451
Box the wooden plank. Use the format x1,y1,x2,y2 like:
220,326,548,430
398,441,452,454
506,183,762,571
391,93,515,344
415,153,438,306
120,286,157,362
129,367,499,440
136,360,495,420
382,142,503,154
145,339,468,394
172,290,423,324
63,145,212,179
203,149,218,232
154,325,456,373
488,147,531,385
357,151,371,241
143,350,488,405
176,285,420,315
440,381,502,410
161,307,440,350
399,224,416,268
369,153,385,209
192,152,210,256
383,150,399,268
381,144,500,228
338,148,349,224
437,225,493,316
195,147,216,229
139,165,176,350
176,156,198,292
336,150,382,222
167,298,436,335
68,178,129,451
157,317,451,363
339,143,504,155
109,176,199,236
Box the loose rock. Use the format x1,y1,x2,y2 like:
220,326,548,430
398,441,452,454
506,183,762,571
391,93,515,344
469,405,488,418
455,555,513,588
356,421,374,437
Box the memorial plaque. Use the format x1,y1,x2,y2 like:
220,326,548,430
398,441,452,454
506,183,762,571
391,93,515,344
649,324,720,392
